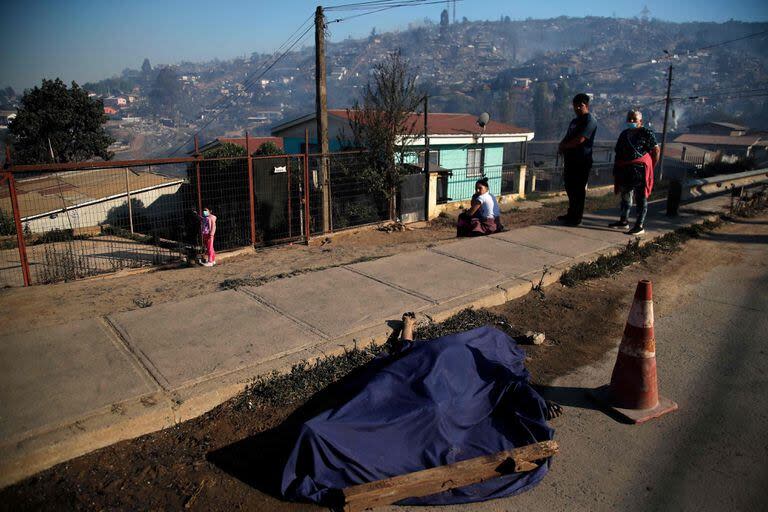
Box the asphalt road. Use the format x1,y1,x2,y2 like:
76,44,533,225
409,215,768,512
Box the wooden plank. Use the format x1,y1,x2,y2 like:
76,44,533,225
342,440,558,512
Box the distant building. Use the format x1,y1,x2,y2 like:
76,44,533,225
271,110,534,201
672,133,766,160
103,106,118,116
687,122,748,137
103,97,127,109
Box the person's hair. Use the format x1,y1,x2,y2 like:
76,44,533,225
626,110,643,122
475,177,489,190
572,93,590,105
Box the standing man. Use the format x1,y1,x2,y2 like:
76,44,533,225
558,93,598,226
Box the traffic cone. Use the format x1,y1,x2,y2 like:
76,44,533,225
591,280,678,424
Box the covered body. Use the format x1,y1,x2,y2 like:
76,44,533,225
281,326,554,506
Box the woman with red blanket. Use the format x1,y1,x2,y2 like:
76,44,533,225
610,110,660,235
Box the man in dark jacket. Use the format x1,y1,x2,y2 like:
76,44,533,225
558,93,598,226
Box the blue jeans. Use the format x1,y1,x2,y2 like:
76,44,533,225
619,184,647,227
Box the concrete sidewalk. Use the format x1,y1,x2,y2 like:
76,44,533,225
0,197,729,486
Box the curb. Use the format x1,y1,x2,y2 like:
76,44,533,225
0,210,726,488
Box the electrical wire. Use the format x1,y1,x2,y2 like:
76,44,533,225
168,22,314,156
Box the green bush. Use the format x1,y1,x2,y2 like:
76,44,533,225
0,209,16,236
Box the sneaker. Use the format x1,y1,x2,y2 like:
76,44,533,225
203,261,216,267
625,225,645,236
609,220,629,228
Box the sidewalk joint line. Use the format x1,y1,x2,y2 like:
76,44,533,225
101,316,172,391
427,246,500,273
236,288,331,340
342,266,439,304
489,235,577,258
539,223,628,244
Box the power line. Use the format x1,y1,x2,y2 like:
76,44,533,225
326,0,465,22
326,0,459,12
168,22,314,156
188,14,314,120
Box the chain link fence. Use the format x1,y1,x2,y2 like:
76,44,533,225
1,150,400,287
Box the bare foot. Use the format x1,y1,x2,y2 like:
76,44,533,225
544,400,563,421
401,312,416,342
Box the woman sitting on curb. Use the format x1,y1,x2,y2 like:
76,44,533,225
456,178,503,237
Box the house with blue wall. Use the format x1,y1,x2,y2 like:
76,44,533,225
271,110,534,202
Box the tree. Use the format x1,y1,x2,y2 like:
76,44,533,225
150,67,181,115
344,50,423,219
254,141,284,156
533,82,555,139
552,81,573,138
440,9,449,28
8,78,114,164
141,58,152,75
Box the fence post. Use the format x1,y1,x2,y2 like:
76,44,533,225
303,128,311,245
6,170,32,287
245,131,256,245
194,135,203,214
124,168,134,233
287,157,292,239
517,163,527,198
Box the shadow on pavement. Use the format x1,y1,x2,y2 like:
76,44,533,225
533,384,634,424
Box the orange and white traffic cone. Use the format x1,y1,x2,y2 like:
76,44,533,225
591,280,678,424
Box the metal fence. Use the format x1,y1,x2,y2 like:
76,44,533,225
0,149,403,287
526,162,615,193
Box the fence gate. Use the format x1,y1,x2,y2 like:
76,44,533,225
252,155,305,245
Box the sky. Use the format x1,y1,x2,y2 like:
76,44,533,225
1,0,767,91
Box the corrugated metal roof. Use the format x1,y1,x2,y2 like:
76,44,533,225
673,134,763,147
0,168,182,219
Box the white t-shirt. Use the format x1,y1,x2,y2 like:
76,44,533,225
474,192,500,219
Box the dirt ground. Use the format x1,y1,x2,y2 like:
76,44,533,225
0,193,619,336
1,210,755,512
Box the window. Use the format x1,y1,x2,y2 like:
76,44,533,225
418,150,439,168
467,148,483,178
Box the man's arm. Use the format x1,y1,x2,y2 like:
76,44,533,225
559,115,595,152
559,136,587,151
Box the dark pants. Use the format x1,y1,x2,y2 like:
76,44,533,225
619,184,648,227
563,161,591,223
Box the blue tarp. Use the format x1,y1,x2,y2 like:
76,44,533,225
281,326,555,506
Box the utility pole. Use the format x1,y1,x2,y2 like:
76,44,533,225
423,95,430,221
659,63,673,181
315,5,331,232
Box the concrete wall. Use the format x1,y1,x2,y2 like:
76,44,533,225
22,183,184,234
